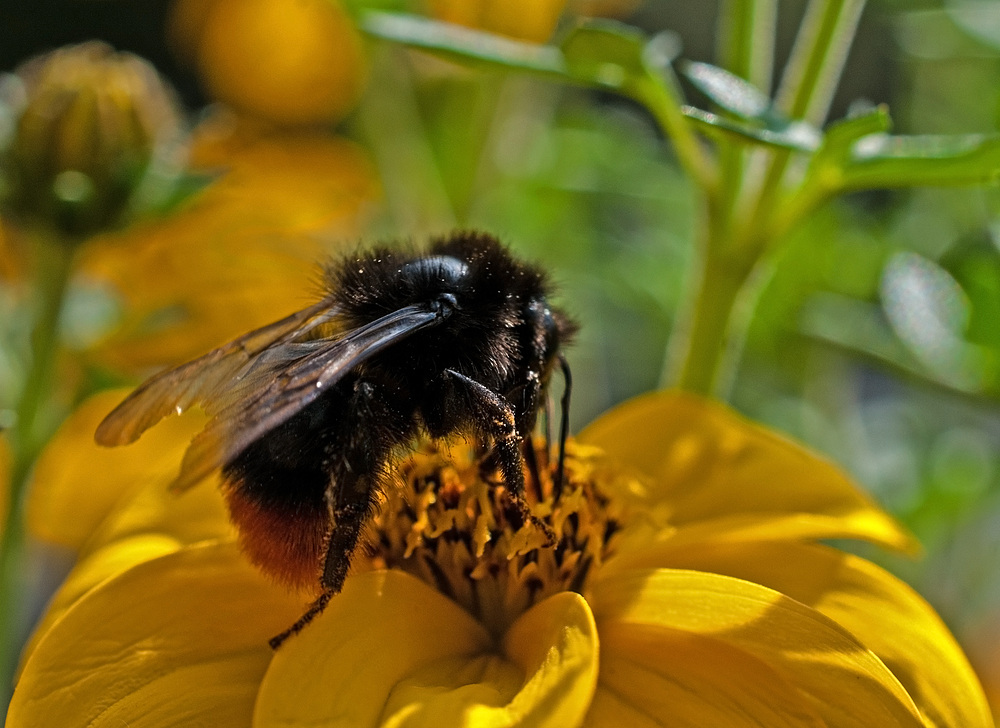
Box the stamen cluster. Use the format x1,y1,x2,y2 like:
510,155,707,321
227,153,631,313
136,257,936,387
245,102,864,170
366,440,623,635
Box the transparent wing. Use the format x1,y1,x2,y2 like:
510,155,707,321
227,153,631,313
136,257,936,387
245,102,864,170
95,296,341,447
172,303,440,491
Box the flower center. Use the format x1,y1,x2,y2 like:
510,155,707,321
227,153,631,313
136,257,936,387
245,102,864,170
365,439,622,635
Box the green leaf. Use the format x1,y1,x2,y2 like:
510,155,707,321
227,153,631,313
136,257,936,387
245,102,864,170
362,13,663,95
559,20,649,90
821,105,893,158
360,12,565,75
677,61,829,152
680,60,771,120
682,105,821,152
843,133,1000,188
793,106,892,195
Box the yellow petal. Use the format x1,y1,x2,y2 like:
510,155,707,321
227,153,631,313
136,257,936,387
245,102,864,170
9,541,304,727
618,540,992,728
21,430,233,669
253,570,493,727
589,568,925,727
379,655,525,728
79,463,233,556
499,591,599,728
26,389,207,549
581,686,666,728
588,629,825,727
579,391,917,553
18,533,188,674
374,591,599,728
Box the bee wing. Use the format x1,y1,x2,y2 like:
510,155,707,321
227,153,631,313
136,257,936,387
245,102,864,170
172,303,440,491
95,296,341,447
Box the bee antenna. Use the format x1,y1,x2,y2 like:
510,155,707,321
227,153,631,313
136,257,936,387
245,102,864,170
542,393,553,467
552,354,572,500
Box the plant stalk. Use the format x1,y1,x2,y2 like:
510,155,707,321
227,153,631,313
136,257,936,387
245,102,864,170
0,233,76,708
666,199,755,397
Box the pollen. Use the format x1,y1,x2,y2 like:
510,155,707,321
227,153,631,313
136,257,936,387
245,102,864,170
365,438,625,636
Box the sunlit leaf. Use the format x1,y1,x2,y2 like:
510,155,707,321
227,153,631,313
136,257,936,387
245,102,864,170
947,0,1000,50
881,251,986,388
340,0,411,19
363,13,660,97
683,105,821,151
679,60,771,120
361,12,565,75
843,132,1000,189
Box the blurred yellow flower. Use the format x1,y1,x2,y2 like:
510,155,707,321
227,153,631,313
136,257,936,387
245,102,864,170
426,0,568,43
170,0,367,127
10,391,994,727
79,121,380,372
0,221,27,282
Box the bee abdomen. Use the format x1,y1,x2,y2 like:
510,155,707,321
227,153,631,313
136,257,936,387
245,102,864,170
223,477,329,591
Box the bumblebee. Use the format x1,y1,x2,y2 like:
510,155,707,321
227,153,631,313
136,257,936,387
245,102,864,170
97,231,575,645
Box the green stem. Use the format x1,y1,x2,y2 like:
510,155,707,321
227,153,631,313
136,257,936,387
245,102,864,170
0,233,76,707
666,202,755,396
775,0,867,125
716,0,777,93
714,0,778,255
737,0,867,257
632,75,718,195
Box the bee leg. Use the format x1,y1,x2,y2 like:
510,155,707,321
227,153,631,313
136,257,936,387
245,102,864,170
269,470,382,650
271,379,408,649
269,592,332,650
432,369,555,544
434,369,523,494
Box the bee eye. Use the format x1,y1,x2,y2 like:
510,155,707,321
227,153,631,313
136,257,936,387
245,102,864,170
434,292,459,318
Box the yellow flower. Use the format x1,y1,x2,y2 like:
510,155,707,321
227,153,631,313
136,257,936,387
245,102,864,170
10,391,994,727
169,0,367,127
78,121,380,373
426,0,569,44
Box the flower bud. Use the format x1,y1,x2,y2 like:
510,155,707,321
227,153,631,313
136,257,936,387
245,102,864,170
2,42,181,238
